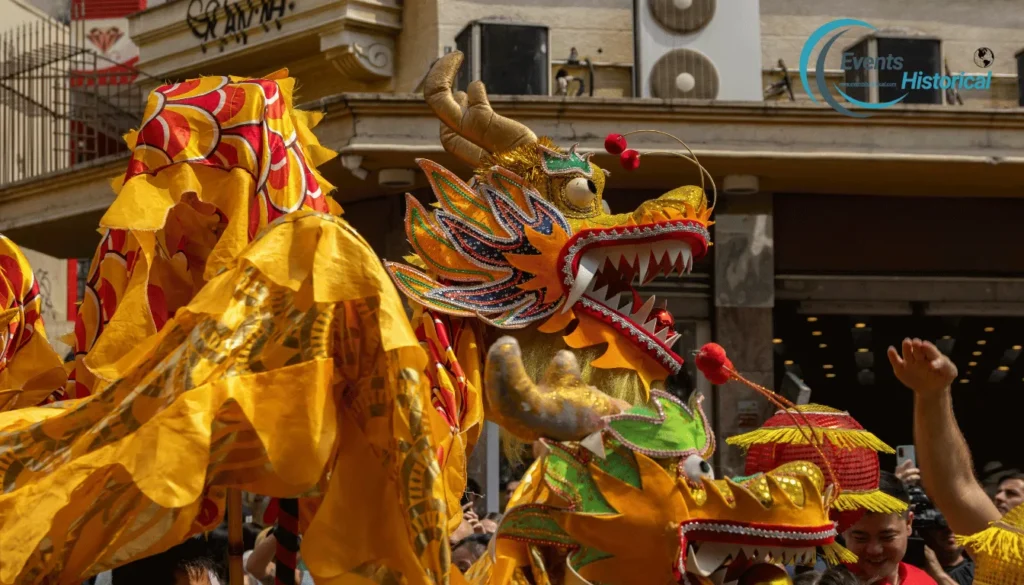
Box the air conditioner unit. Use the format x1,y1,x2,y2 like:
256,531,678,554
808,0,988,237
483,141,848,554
455,20,549,96
1016,48,1024,106
633,0,763,101
844,33,942,105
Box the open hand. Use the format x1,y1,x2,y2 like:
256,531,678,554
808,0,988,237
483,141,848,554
887,338,957,396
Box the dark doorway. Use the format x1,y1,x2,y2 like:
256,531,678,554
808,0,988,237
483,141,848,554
772,302,1024,472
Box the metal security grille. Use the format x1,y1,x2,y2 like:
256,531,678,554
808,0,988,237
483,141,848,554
0,5,152,187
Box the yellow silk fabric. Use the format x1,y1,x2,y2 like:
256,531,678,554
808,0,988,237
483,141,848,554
0,236,66,409
0,212,453,584
68,70,339,399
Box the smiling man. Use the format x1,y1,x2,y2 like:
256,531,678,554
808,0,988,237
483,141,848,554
843,472,937,585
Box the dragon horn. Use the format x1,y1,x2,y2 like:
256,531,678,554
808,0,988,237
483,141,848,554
483,336,627,443
441,89,489,168
424,51,538,163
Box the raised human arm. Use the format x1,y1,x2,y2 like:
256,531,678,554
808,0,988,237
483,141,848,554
888,338,1000,535
244,532,277,580
922,546,959,585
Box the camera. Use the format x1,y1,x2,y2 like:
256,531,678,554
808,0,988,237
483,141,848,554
908,485,947,531
903,485,949,570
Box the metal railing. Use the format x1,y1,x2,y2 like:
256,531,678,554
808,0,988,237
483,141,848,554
0,7,153,187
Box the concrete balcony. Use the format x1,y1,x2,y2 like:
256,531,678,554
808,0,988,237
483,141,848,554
128,0,401,98
3,94,1024,257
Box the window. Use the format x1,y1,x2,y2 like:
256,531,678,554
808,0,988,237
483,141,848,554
453,21,549,96
842,34,942,105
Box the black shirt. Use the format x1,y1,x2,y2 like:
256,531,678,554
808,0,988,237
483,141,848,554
944,555,974,585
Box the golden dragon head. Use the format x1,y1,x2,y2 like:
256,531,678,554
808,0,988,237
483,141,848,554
386,52,713,403
483,390,849,585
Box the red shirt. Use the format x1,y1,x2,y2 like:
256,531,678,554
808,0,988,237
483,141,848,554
877,563,938,585
846,562,937,585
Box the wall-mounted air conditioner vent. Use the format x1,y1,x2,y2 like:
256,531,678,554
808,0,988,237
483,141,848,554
634,0,762,101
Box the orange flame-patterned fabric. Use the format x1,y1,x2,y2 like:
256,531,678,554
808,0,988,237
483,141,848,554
65,70,339,399
0,236,66,409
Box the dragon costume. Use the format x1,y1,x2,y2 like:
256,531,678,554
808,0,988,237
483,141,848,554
380,54,852,584
0,53,854,585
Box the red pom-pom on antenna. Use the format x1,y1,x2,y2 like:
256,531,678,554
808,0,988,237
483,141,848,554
604,133,628,155
696,342,734,385
620,149,640,171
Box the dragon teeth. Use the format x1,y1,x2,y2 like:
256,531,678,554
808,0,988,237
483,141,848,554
631,296,656,324
606,292,623,311
563,253,601,312
638,252,651,283
689,543,732,577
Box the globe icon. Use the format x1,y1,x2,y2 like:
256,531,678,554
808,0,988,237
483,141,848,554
974,47,994,68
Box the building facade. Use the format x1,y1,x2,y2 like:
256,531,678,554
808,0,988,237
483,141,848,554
1,0,1023,492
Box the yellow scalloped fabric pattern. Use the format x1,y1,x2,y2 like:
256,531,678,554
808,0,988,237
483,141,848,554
0,212,453,584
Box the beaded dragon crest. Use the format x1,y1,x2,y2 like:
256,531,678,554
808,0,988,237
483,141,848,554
386,51,714,399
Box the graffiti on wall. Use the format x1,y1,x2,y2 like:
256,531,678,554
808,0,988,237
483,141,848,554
186,0,295,53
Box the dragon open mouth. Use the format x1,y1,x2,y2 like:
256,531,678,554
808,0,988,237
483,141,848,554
681,525,836,580
674,468,840,582
558,220,710,373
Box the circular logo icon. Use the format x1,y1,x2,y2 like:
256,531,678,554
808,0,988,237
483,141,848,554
799,19,908,118
974,47,995,68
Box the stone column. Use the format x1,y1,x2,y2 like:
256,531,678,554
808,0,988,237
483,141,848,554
712,193,776,477
382,193,411,262
465,421,501,516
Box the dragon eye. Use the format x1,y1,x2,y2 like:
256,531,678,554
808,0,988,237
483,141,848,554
683,454,714,482
565,177,597,208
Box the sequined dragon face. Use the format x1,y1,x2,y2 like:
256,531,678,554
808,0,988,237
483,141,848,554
490,391,845,585
387,51,712,395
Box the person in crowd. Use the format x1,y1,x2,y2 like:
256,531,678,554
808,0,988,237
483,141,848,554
243,525,314,585
106,536,222,584
480,512,501,534
895,459,976,585
794,565,861,585
452,533,491,573
994,473,1024,516
887,338,1003,536
979,461,1014,499
451,501,488,543
842,471,937,585
464,478,484,516
502,479,520,511
919,519,975,585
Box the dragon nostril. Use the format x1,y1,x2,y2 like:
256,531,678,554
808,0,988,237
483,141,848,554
586,179,597,194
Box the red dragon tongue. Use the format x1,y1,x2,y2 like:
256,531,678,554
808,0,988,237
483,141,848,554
629,288,644,313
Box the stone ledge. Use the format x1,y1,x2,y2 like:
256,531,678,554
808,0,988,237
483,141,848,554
4,94,1024,238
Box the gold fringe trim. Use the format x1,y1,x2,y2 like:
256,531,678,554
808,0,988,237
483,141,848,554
478,137,559,187
832,490,909,514
822,542,858,566
957,522,1024,564
726,427,895,453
